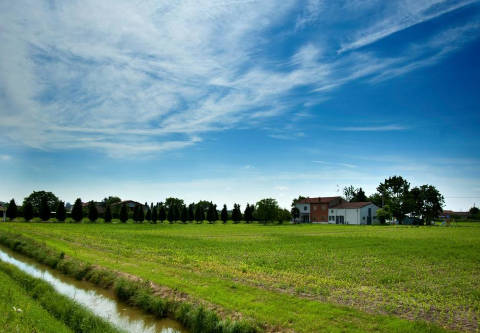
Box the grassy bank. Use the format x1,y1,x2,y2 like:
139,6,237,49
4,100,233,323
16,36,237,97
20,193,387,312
0,231,258,333
1,223,477,332
0,260,120,333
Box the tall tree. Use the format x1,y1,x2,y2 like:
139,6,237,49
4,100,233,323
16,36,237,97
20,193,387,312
151,205,158,224
23,201,33,222
377,176,411,222
188,203,195,222
343,185,357,202
158,205,166,222
145,207,152,222
71,198,83,222
244,204,253,223
207,202,217,223
277,208,291,224
255,198,279,224
39,197,50,221
120,203,128,223
134,205,144,223
231,204,242,223
104,205,112,223
291,207,300,223
410,185,444,225
23,191,59,216
181,205,188,223
221,204,228,224
56,201,66,222
195,205,204,223
88,201,98,222
6,199,17,220
352,188,368,202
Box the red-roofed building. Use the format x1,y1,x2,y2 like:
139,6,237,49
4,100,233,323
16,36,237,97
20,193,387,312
294,197,379,224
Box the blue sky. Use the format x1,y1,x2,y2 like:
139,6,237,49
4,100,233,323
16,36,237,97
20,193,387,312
1,0,479,210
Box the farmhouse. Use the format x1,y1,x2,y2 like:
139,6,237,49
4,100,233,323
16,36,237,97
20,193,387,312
295,196,379,224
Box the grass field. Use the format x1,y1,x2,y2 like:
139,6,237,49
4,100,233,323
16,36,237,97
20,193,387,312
1,222,479,332
0,264,73,333
0,259,121,333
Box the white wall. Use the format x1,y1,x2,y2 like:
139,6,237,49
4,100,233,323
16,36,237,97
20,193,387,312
330,204,379,225
296,203,310,213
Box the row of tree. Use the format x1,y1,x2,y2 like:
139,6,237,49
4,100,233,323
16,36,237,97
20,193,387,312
4,191,291,224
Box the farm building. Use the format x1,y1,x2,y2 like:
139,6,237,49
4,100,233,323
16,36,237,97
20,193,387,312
295,197,379,224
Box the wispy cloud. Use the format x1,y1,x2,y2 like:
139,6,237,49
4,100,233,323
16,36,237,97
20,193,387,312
0,0,478,157
330,124,408,132
0,155,12,161
338,0,479,53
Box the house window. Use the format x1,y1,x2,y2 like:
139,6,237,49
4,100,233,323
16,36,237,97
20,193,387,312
331,210,334,213
304,206,307,211
313,206,317,211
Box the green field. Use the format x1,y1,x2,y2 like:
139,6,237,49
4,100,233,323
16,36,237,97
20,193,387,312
0,264,73,333
1,222,479,332
0,259,121,333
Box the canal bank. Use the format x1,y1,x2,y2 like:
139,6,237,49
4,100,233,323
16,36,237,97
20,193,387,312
0,244,186,333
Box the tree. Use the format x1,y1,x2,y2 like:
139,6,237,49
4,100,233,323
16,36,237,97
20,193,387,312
195,201,211,215
376,205,392,224
343,185,357,202
23,201,33,222
145,207,152,222
195,205,204,223
151,205,158,224
88,201,98,222
103,196,121,206
468,206,480,219
221,204,228,224
134,205,144,223
71,198,83,222
180,205,188,223
244,204,254,223
56,201,66,222
291,207,300,223
120,203,128,223
368,193,383,207
6,199,17,220
207,202,217,223
352,188,368,202
291,196,306,208
277,208,291,224
104,205,112,223
255,198,279,224
231,204,242,223
39,197,50,221
410,185,444,225
377,176,411,222
188,203,195,222
158,205,166,222
23,191,59,216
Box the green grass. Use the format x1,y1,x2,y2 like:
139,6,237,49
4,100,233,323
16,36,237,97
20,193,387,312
0,265,73,333
1,223,478,332
0,260,121,333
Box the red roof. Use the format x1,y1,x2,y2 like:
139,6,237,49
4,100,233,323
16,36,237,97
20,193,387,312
334,202,373,209
297,197,342,204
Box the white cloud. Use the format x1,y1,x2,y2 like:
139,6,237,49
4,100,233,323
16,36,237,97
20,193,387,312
338,0,478,53
0,0,478,157
330,124,408,132
0,155,12,161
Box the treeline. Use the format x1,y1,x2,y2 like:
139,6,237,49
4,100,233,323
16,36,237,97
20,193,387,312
4,191,291,224
345,176,445,225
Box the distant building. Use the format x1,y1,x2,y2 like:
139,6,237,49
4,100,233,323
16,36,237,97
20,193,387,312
440,210,470,219
295,196,379,225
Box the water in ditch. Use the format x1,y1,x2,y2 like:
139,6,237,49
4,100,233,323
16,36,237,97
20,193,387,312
0,245,187,333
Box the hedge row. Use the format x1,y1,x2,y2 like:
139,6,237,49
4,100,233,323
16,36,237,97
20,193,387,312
0,232,260,333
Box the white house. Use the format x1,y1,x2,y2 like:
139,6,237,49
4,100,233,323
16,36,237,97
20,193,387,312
328,202,379,225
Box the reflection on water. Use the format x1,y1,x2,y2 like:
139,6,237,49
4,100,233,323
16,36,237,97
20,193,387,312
0,246,186,333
